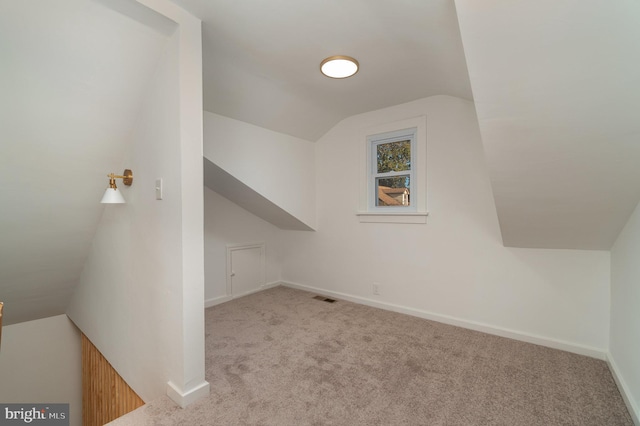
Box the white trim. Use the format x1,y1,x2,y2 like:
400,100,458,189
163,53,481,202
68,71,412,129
204,294,233,308
280,280,607,360
359,116,427,214
607,353,640,425
225,241,267,249
357,211,428,224
204,281,280,308
166,380,210,409
263,281,280,290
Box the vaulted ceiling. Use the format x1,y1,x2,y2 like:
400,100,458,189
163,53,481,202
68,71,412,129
170,0,473,141
2,0,640,325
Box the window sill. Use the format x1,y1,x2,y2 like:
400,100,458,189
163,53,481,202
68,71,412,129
356,211,428,224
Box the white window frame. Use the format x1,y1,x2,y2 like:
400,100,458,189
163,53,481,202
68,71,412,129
357,116,428,224
367,128,417,212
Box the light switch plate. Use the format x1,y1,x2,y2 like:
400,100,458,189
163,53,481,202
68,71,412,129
155,178,163,200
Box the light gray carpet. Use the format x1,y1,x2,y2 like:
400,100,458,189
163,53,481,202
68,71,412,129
110,286,633,425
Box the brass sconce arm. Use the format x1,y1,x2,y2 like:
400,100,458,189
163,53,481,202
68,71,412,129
107,169,133,187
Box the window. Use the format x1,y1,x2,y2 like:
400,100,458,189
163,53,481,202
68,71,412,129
357,116,427,224
369,129,416,210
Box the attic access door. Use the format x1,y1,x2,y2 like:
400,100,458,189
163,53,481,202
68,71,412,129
226,242,266,297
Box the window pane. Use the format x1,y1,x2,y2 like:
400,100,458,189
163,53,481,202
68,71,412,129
377,140,411,173
376,176,410,206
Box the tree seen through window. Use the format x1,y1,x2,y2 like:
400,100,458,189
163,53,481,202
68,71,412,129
375,140,411,206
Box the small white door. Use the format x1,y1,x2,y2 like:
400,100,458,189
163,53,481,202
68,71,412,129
227,243,265,297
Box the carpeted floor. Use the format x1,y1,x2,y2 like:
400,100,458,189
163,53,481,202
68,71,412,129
110,286,633,425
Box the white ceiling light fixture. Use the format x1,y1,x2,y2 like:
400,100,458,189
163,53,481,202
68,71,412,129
101,169,133,204
320,55,359,79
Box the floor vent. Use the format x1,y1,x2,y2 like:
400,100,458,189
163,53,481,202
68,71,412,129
313,295,337,303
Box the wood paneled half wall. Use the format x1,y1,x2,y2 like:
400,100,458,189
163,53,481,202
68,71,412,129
81,333,144,425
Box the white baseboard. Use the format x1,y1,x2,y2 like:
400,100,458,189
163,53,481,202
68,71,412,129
263,281,280,290
166,380,210,408
280,280,607,360
204,281,281,308
607,353,640,425
204,294,233,308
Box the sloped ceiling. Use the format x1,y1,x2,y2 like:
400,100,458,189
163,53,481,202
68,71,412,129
170,0,474,141
0,0,170,324
204,158,314,231
455,0,640,249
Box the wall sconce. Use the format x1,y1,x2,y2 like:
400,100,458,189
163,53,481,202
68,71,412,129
101,169,133,204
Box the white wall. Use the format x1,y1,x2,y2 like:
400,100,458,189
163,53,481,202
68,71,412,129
67,0,208,407
282,95,611,356
203,111,317,230
0,315,82,426
610,199,640,423
204,187,283,305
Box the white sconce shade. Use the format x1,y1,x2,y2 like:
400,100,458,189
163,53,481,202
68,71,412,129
101,187,126,204
100,169,133,204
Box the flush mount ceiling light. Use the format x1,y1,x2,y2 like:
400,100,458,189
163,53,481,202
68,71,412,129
320,55,359,79
101,169,133,204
